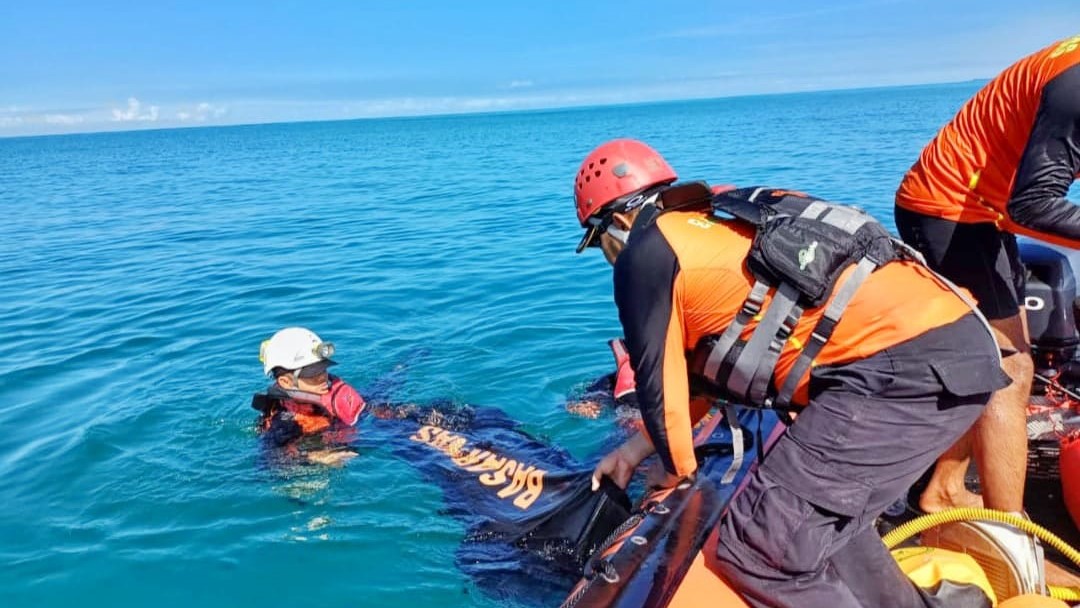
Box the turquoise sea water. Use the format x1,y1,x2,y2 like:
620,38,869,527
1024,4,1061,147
0,82,987,607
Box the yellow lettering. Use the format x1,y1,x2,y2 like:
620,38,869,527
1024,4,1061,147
497,464,534,500
408,427,549,509
1051,35,1080,58
410,425,436,443
513,469,547,509
480,459,516,486
472,454,507,477
687,218,713,229
465,453,503,473
430,429,457,451
445,436,467,458
451,448,490,467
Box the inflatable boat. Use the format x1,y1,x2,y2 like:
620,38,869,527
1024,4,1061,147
559,240,1080,608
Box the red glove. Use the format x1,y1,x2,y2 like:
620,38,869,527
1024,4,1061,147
608,339,637,400
321,377,366,426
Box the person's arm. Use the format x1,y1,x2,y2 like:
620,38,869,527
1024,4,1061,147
323,377,366,426
1006,63,1080,243
613,225,697,478
591,431,655,490
609,338,638,400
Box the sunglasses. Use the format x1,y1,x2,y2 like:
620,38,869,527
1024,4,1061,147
577,211,630,253
576,192,652,253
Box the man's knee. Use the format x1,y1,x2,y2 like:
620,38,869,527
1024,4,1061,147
989,312,1031,355
718,475,847,577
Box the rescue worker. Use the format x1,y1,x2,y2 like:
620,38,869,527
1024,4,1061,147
895,35,1080,514
576,139,1009,607
254,326,366,466
253,329,636,596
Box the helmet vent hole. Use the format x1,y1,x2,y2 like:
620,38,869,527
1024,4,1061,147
594,170,601,178
599,158,607,165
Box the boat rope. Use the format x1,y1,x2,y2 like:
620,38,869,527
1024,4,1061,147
558,498,675,608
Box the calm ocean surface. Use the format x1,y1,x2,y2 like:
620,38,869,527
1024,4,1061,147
0,82,988,607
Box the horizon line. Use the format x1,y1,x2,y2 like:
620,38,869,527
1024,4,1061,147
0,77,989,142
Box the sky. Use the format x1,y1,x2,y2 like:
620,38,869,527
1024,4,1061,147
2,0,1079,137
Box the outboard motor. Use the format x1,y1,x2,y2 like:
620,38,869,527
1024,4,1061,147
1020,242,1080,501
1020,241,1080,369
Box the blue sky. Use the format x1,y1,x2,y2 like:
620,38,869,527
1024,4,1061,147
2,0,1078,137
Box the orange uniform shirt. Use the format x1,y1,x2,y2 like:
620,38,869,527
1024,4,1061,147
614,210,973,477
896,36,1080,248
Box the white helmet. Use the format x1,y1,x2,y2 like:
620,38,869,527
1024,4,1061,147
259,327,337,376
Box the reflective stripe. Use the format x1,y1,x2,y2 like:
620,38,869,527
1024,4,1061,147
800,199,871,234
819,206,871,234
720,403,743,485
775,257,877,407
799,201,829,220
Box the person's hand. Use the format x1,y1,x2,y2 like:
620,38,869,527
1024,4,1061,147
609,338,637,399
370,404,395,419
591,432,655,491
322,379,366,426
645,459,684,491
591,446,639,491
566,399,603,419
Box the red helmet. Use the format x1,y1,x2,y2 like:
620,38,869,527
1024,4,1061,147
573,139,677,226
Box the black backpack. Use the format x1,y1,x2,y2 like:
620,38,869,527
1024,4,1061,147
652,183,923,409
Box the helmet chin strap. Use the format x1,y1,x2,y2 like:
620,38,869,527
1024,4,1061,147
605,225,630,245
605,196,663,248
614,201,661,247
629,201,660,235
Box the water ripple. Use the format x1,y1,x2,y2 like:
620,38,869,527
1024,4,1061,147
0,83,985,607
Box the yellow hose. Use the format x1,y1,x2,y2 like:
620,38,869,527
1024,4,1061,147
880,508,1080,602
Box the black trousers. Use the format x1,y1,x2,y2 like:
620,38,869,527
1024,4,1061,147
895,205,1025,321
714,313,1010,608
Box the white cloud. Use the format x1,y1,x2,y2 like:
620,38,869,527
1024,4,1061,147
0,116,24,128
44,114,85,125
176,102,227,122
111,97,159,122
507,80,534,89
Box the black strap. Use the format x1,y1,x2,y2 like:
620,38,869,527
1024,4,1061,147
626,202,661,242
